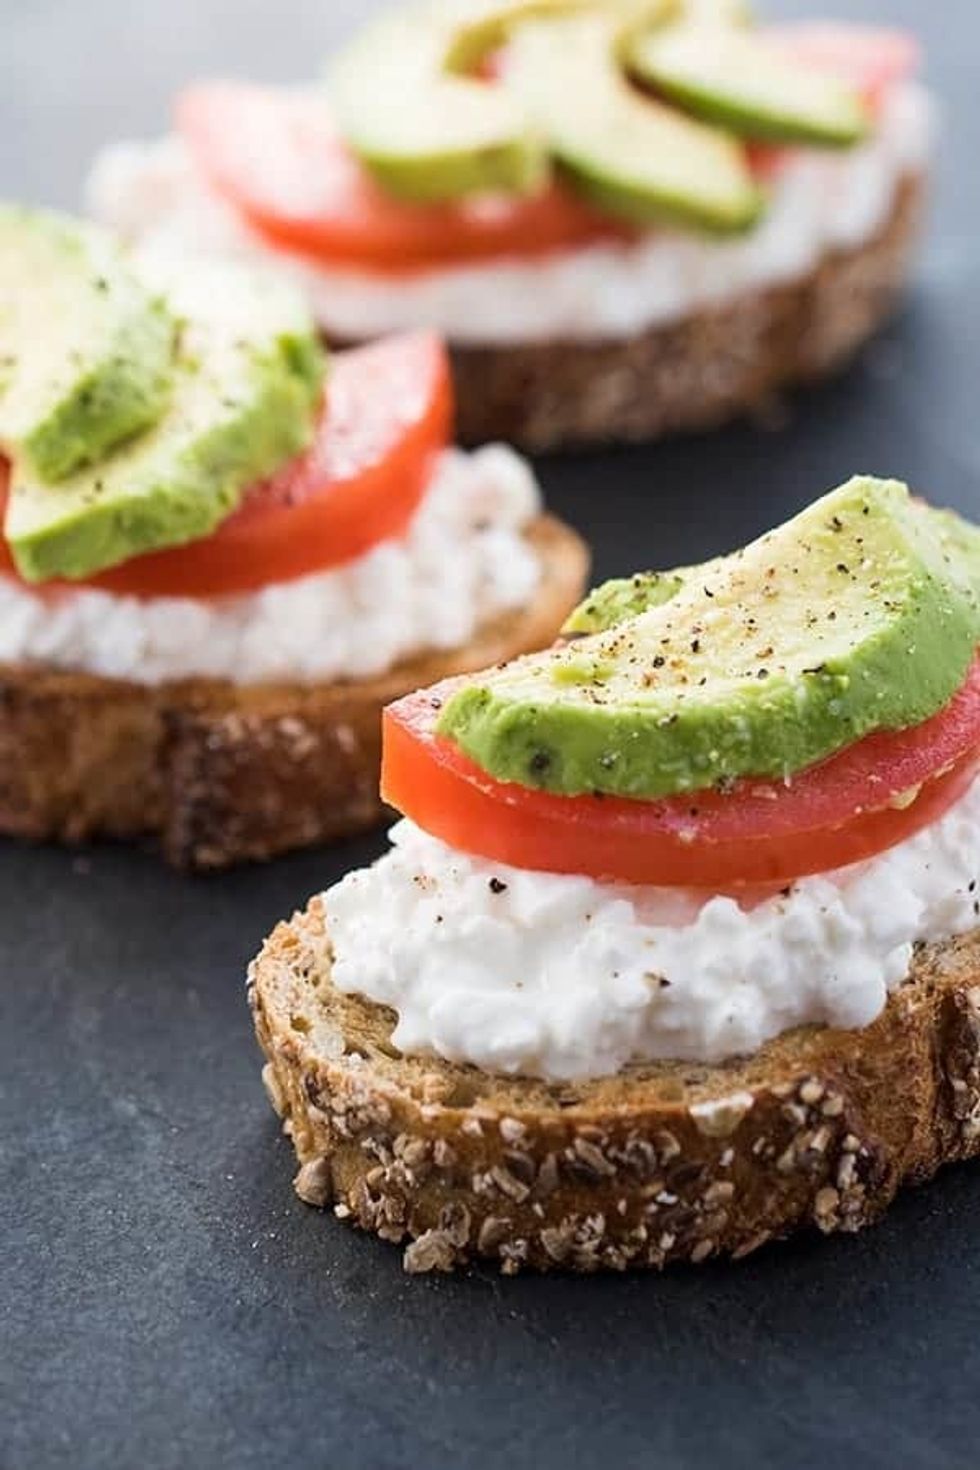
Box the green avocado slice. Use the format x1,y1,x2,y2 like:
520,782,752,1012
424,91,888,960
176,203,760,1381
438,478,980,800
625,21,869,147
505,11,762,233
565,501,980,637
328,1,579,204
563,565,702,635
5,260,325,582
0,207,175,482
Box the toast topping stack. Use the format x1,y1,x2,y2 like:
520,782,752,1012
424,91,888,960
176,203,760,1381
329,0,870,234
329,478,980,1069
0,205,588,866
0,207,325,581
251,480,980,1272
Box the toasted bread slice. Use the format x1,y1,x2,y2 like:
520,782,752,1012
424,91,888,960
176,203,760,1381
250,894,980,1273
0,515,587,868
450,174,924,451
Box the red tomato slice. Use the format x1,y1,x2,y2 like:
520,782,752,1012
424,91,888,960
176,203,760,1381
762,23,920,109
0,333,452,599
382,656,980,889
177,82,629,274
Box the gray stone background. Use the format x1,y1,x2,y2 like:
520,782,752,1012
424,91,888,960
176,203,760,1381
2,0,971,244
3,0,380,205
4,6,980,1470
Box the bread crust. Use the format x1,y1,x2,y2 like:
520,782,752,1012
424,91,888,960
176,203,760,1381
0,516,587,868
250,897,980,1274
448,174,925,452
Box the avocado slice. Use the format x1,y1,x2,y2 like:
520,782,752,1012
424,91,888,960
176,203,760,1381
682,0,753,22
505,12,762,232
563,568,688,635
626,22,869,147
5,260,325,582
566,502,980,638
438,478,980,800
328,1,579,203
0,207,175,483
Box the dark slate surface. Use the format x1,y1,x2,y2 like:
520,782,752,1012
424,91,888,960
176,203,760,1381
2,1,980,1466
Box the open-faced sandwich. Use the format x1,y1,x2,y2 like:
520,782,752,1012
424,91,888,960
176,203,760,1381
0,205,586,868
90,2,932,451
252,476,980,1272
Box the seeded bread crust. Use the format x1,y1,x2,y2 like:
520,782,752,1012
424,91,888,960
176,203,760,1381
0,516,587,869
250,896,980,1274
447,174,924,452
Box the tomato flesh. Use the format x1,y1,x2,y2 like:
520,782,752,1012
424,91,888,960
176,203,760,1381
0,332,452,599
382,657,980,889
177,82,630,274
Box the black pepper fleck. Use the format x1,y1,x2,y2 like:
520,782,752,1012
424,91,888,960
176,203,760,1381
529,749,552,778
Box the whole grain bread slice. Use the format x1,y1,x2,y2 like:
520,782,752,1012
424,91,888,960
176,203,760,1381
0,515,587,868
250,895,980,1274
449,174,925,452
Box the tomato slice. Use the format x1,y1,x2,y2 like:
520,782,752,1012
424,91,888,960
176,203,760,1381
177,82,629,274
382,657,980,889
762,24,920,110
179,31,918,276
0,333,452,599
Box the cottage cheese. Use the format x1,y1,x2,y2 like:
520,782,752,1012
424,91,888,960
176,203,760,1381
88,83,934,347
326,775,980,1081
0,444,541,684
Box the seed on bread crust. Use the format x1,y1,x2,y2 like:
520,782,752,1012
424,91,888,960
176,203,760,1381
249,895,980,1275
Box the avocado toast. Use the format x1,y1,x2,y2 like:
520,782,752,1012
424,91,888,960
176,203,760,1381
90,5,931,450
0,207,587,867
251,478,980,1271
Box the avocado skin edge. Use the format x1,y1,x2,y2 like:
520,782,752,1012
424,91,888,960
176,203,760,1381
555,153,764,234
623,23,869,151
633,76,867,149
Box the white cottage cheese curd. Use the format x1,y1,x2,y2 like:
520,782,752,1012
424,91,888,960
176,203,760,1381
326,774,980,1081
88,84,934,346
0,445,541,684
